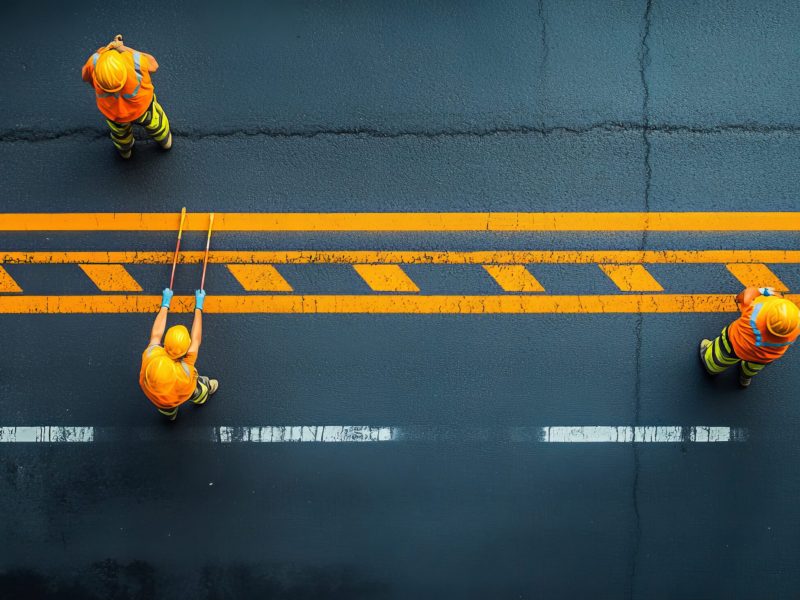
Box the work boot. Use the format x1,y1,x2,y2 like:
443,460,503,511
739,368,752,388
208,379,219,395
699,339,712,372
160,132,173,150
118,148,132,159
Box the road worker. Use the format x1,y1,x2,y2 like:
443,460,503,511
140,288,218,420
700,287,800,387
81,34,172,159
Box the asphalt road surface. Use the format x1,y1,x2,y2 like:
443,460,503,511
2,1,800,598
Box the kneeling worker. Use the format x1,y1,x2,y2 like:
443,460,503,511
140,288,218,420
700,286,799,387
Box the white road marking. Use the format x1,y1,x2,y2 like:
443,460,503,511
0,425,747,443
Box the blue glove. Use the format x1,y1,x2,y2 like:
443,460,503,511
161,288,173,309
758,287,776,297
195,289,206,311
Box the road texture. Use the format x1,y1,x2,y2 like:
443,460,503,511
1,1,800,598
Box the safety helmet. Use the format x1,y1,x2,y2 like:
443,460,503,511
164,325,191,359
145,355,177,393
93,51,127,93
764,298,800,337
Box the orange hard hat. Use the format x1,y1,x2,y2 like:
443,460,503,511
764,298,800,337
164,325,191,359
145,355,177,394
93,51,127,92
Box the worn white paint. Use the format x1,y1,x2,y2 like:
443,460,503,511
0,426,94,442
539,426,744,443
216,426,396,443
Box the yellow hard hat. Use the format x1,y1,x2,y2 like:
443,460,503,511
145,355,177,394
93,51,127,92
765,298,800,337
164,325,191,359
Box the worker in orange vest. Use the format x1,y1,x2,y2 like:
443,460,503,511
700,286,799,387
81,34,172,159
140,288,218,420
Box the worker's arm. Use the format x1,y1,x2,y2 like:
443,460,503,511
107,35,159,71
735,286,778,309
149,288,173,345
187,290,206,354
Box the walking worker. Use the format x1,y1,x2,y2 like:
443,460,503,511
700,286,800,387
140,288,218,420
81,34,172,159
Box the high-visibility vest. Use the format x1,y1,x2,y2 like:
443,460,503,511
728,296,799,363
139,345,198,409
86,50,155,122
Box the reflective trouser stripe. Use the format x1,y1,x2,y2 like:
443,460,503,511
741,361,766,377
190,376,210,405
157,406,179,418
106,120,134,152
703,326,767,377
105,96,172,152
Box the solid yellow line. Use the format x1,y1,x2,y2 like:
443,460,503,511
725,263,789,292
353,265,420,292
599,264,664,292
4,250,800,265
3,294,799,314
78,264,143,292
4,212,800,231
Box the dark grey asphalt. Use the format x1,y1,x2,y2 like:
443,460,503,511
2,1,800,598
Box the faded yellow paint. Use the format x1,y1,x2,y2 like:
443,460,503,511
4,212,800,232
2,294,798,314
227,265,293,292
0,266,22,293
725,263,789,292
483,265,545,292
353,265,420,292
3,250,800,265
79,264,143,292
599,265,664,292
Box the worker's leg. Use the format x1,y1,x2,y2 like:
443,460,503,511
700,326,741,375
136,96,172,149
739,360,766,388
157,406,179,421
190,375,219,405
105,119,134,158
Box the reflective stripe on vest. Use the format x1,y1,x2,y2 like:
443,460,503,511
750,302,795,348
94,52,142,99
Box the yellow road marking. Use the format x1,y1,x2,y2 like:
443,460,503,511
725,263,789,292
599,264,664,292
3,294,798,314
483,265,545,292
353,265,420,292
4,212,800,231
227,265,293,292
4,250,800,265
0,266,22,293
78,264,143,292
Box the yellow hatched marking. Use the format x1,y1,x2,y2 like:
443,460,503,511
599,264,664,292
79,264,143,292
725,263,789,292
483,265,545,292
227,265,293,292
353,265,420,292
0,266,22,292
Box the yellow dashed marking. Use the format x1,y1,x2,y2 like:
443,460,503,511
227,265,293,292
79,264,143,292
483,265,544,292
599,265,664,292
353,265,420,292
725,263,789,292
0,266,22,293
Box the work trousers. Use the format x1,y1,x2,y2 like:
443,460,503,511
157,376,212,420
106,97,171,153
702,326,767,379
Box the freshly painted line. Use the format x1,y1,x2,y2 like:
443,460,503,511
226,264,293,292
0,426,746,443
4,250,800,265
599,264,664,292
0,266,22,292
3,294,797,314
353,264,420,292
0,427,94,442
725,263,789,292
79,264,143,292
483,265,545,292
3,212,800,232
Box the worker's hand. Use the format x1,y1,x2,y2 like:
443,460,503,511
161,288,173,309
758,287,777,297
107,34,124,50
195,289,206,311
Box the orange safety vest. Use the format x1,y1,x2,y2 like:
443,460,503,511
139,345,198,409
83,49,155,123
727,296,799,364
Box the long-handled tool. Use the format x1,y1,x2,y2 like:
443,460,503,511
169,207,187,289
199,212,214,291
